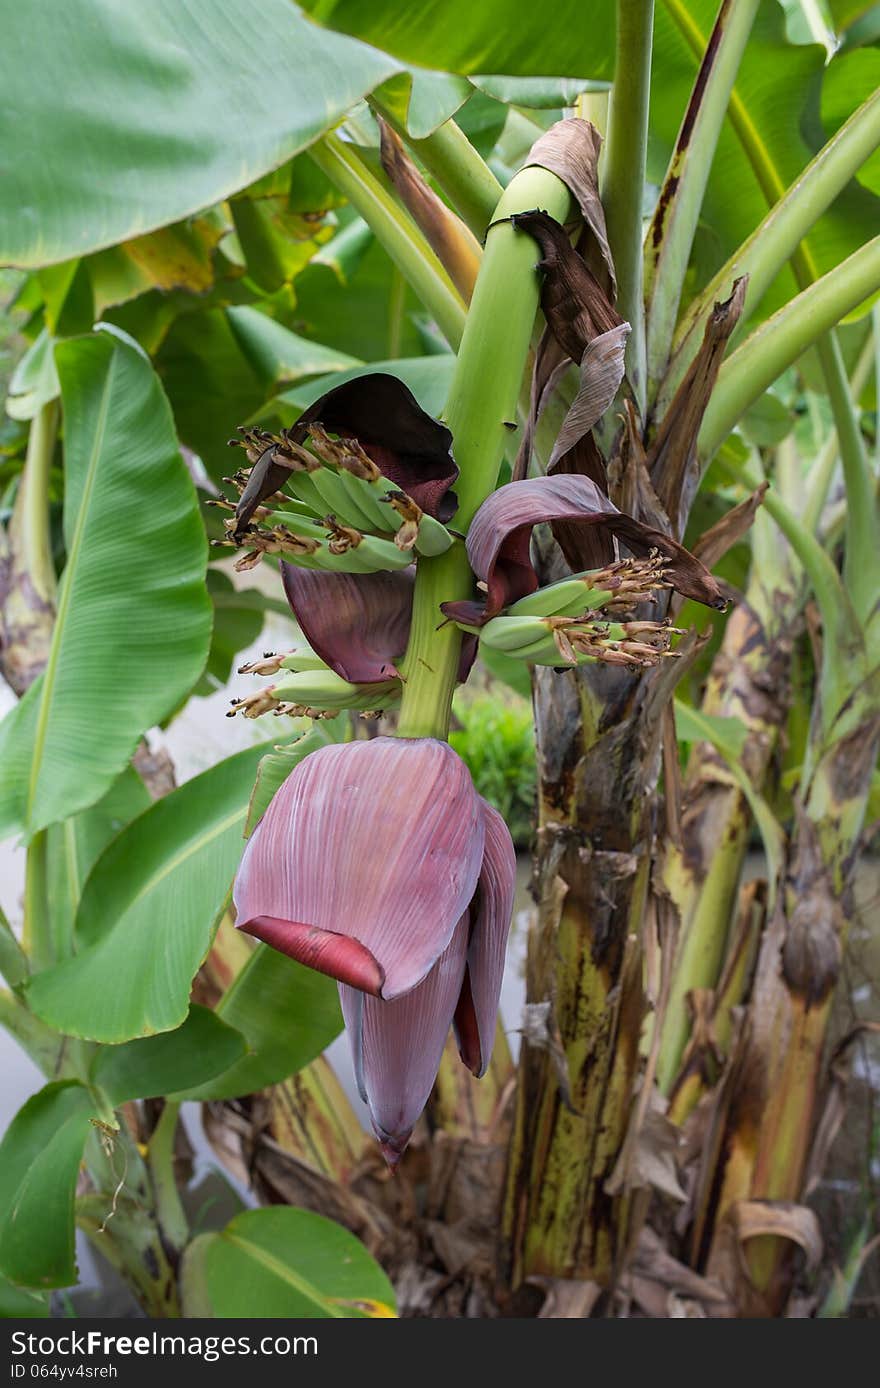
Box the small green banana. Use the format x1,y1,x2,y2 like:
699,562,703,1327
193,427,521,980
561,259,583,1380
479,615,554,652
413,513,454,556
336,469,398,533
286,471,332,516
507,577,615,618
272,669,401,710
308,467,379,532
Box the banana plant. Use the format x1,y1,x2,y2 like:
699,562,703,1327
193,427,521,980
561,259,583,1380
0,0,878,1321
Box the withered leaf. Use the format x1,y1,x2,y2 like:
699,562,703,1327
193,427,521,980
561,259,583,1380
379,119,480,303
605,1088,687,1203
548,322,630,471
511,209,623,364
647,277,747,535
524,116,615,296
729,1199,823,1276
691,483,768,572
530,1276,602,1318
610,398,672,533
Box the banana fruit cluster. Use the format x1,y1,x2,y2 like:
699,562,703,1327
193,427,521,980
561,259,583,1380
464,557,684,669
213,424,454,573
228,645,401,721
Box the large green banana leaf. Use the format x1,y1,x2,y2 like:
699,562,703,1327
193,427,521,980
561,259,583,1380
0,331,211,839
651,0,880,319
0,0,399,267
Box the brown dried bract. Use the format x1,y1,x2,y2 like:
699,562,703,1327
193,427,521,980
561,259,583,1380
379,119,480,302
647,278,747,535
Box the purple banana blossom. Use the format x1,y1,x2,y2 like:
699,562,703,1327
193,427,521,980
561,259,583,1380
233,738,515,1163
440,474,727,626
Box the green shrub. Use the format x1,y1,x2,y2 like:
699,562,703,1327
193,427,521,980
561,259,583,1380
450,685,535,849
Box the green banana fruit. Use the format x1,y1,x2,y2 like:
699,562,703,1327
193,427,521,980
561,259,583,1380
507,577,615,618
271,669,401,710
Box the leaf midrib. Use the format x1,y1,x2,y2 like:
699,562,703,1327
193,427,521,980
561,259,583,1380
221,1231,347,1317
81,806,245,938
26,351,116,827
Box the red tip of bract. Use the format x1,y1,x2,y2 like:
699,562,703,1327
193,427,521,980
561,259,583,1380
339,911,471,1161
281,565,414,684
233,738,485,1000
454,799,516,1076
239,916,384,995
440,475,726,624
291,373,459,522
378,1140,405,1172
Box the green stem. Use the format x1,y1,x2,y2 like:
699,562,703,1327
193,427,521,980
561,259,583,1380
663,86,880,408
645,0,760,399
813,332,878,623
0,988,62,1075
0,904,28,988
309,134,467,348
397,166,572,740
396,548,465,740
698,234,880,459
803,329,876,534
601,0,654,411
22,830,51,971
13,399,59,606
374,107,503,238
148,1099,189,1254
387,265,405,357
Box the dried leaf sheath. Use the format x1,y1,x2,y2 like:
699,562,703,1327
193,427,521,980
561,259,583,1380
510,211,623,361
646,278,747,534
523,118,616,296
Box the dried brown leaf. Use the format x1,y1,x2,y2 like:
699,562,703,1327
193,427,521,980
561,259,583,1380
803,1021,880,1196
513,328,570,481
524,117,616,296
379,120,480,302
648,277,747,535
511,209,622,364
730,1198,823,1275
611,399,672,532
547,434,615,569
548,324,630,469
692,483,768,572
632,1226,730,1310
605,1087,687,1202
529,1276,603,1318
